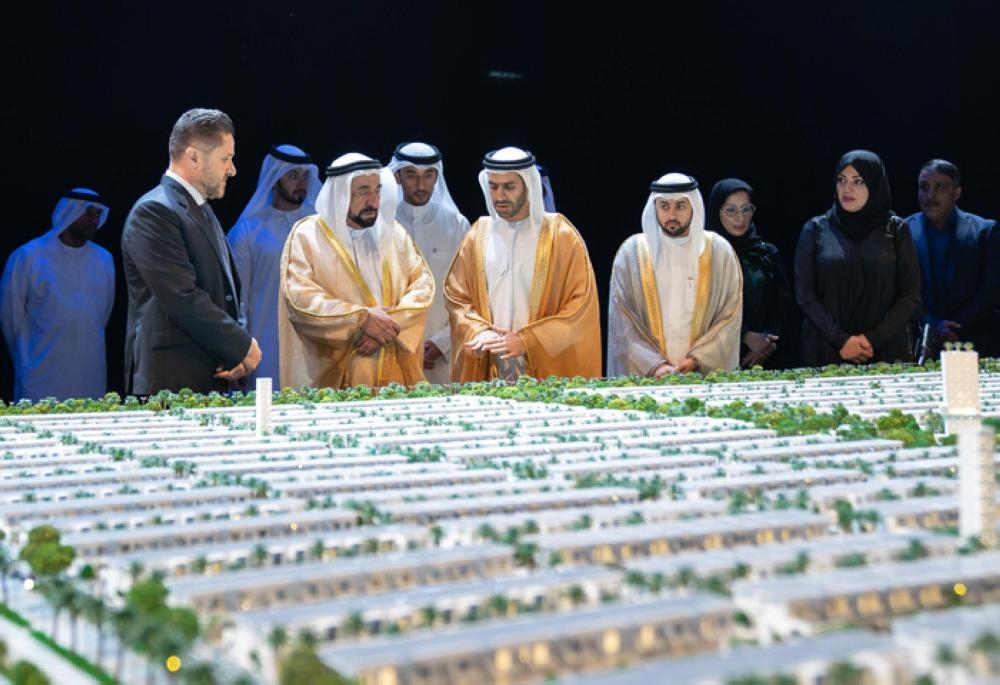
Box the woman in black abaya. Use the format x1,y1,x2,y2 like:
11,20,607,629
706,178,792,369
794,150,920,367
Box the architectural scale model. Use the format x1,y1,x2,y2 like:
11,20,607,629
0,361,998,685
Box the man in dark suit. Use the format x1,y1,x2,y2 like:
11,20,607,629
906,159,1000,358
122,108,261,395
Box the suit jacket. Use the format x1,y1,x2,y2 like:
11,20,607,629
906,208,1000,355
122,176,251,395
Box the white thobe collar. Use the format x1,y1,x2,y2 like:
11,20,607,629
658,233,696,365
485,218,538,331
348,226,383,304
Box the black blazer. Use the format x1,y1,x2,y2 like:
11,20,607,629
122,176,251,395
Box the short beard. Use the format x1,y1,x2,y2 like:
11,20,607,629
659,220,691,238
276,184,305,207
348,209,377,228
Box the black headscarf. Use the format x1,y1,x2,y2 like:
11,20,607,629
706,177,767,261
830,149,893,241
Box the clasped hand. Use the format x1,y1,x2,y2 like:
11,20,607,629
741,331,779,368
465,326,525,359
423,341,443,369
653,356,697,378
215,337,262,381
839,334,873,364
355,307,400,356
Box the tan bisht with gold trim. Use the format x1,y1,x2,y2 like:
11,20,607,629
607,231,742,376
278,214,433,390
445,213,602,382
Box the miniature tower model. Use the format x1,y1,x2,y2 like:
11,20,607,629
958,424,997,548
940,345,980,435
941,345,996,547
255,377,272,437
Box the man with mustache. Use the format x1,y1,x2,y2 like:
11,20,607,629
278,153,434,389
906,159,1000,357
1,189,115,401
122,108,261,395
607,173,743,377
445,146,601,382
228,145,321,387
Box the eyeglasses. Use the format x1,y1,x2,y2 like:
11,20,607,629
836,177,866,187
721,204,755,217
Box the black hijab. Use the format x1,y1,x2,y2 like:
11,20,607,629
706,177,767,260
830,149,893,241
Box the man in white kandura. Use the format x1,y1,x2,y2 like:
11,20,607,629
387,141,469,384
607,172,743,377
228,144,321,387
1,188,115,401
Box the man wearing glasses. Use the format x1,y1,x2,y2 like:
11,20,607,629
607,173,743,377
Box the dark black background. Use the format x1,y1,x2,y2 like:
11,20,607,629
3,1,998,400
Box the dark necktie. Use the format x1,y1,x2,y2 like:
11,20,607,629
200,202,243,325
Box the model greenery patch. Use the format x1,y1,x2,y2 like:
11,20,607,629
0,361,991,450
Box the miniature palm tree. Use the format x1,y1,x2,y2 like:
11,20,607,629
64,582,84,651
113,605,138,682
513,542,538,570
178,660,219,684
625,571,647,592
833,499,855,533
267,626,288,679
81,592,108,669
826,661,864,685
419,606,438,627
674,566,695,588
565,584,587,607
487,594,509,616
252,544,269,568
128,561,145,583
343,613,365,637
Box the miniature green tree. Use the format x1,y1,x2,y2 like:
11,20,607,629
278,641,352,685
8,660,51,685
19,525,75,580
826,661,864,685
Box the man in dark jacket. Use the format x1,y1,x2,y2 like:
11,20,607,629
122,108,261,395
906,159,1000,358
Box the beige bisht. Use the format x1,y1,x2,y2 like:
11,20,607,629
446,214,602,382
278,155,434,389
444,147,601,383
607,173,743,377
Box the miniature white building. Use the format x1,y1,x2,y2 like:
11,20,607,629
256,377,272,437
940,346,980,435
959,424,997,548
